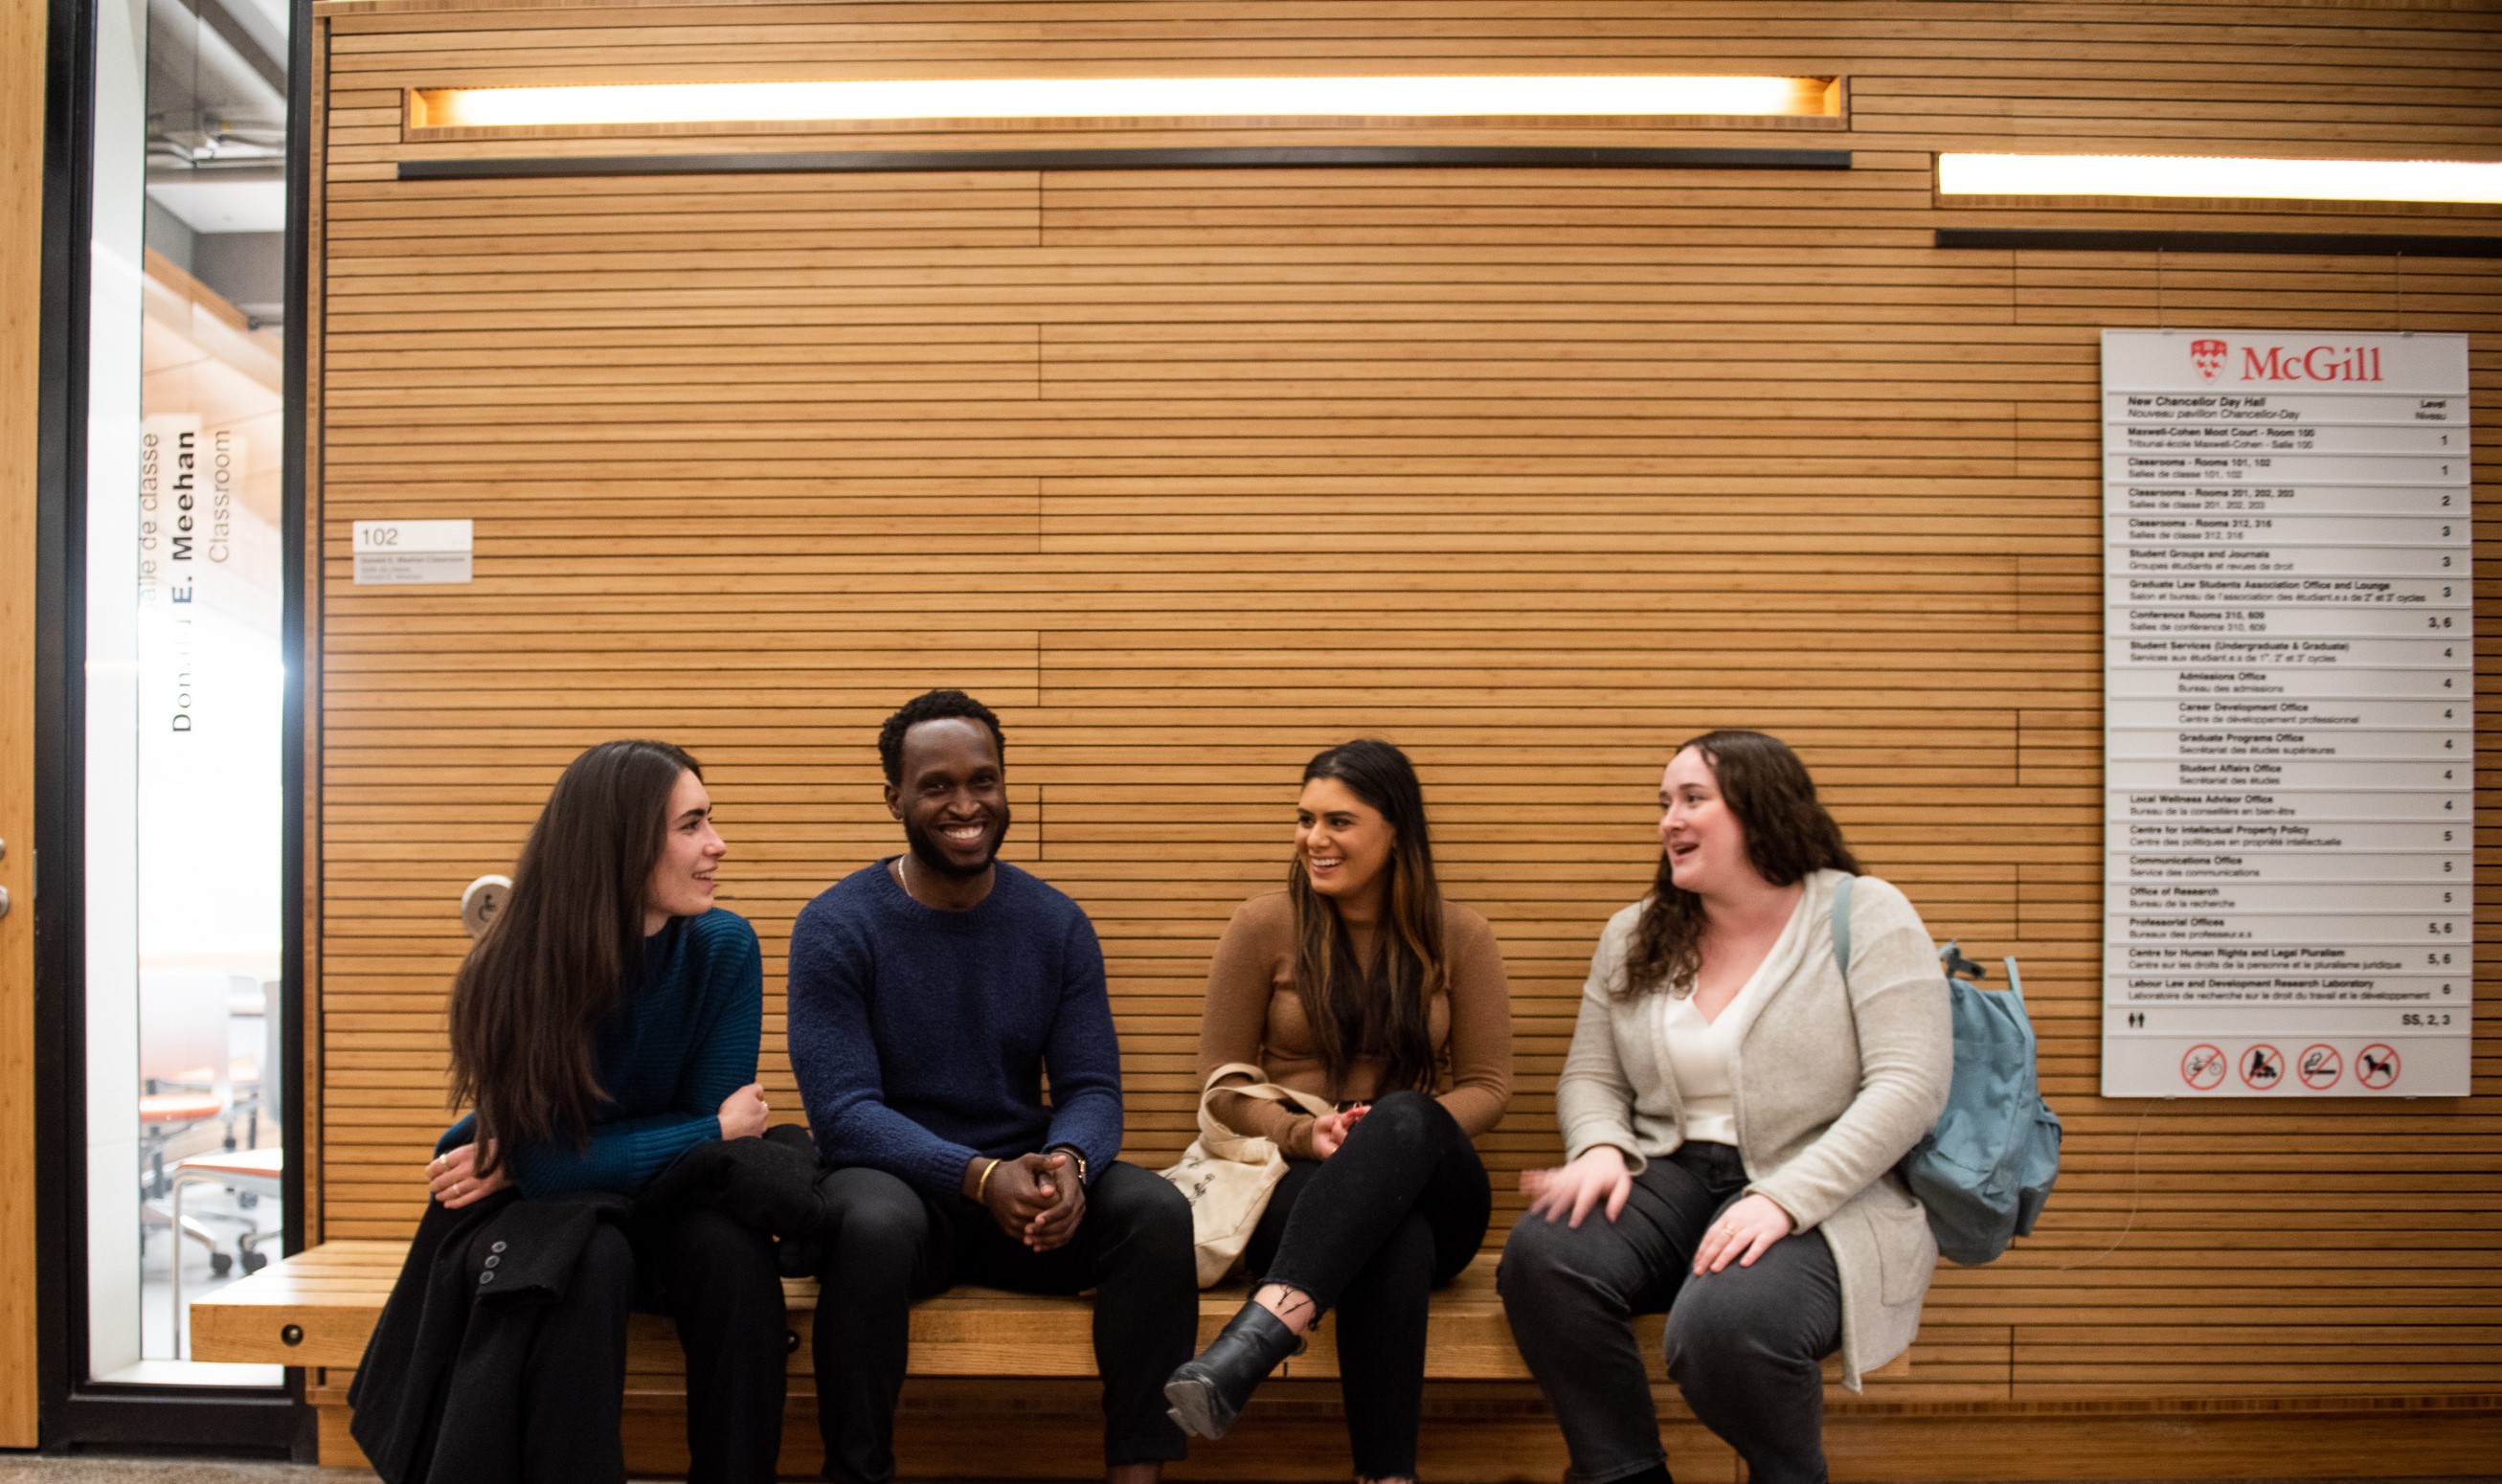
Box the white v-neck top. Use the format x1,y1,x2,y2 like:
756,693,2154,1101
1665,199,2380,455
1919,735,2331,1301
1658,904,1802,1146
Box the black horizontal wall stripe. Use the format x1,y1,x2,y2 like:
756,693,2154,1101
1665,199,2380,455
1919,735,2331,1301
1936,227,2502,259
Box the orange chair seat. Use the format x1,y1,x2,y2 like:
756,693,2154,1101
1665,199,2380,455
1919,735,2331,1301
140,1092,224,1123
158,1057,259,1087
171,1147,284,1183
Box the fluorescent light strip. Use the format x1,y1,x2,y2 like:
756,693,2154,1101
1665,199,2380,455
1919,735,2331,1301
418,75,1837,129
1939,152,2502,205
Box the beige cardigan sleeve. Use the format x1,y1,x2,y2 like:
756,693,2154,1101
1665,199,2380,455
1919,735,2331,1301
1554,906,1649,1168
1745,876,1953,1231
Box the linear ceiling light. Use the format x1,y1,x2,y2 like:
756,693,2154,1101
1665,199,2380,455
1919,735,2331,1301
1938,152,2502,205
414,76,1839,129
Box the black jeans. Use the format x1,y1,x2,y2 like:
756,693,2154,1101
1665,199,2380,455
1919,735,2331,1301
1244,1090,1492,1480
1497,1142,1842,1484
809,1158,1196,1483
487,1202,786,1484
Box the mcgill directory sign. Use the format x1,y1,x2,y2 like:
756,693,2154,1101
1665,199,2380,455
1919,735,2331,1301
2102,328,2471,1098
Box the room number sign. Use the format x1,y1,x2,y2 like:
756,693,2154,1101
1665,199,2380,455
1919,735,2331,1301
352,519,474,585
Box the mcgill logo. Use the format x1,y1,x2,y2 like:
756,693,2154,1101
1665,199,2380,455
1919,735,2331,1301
2190,338,2385,384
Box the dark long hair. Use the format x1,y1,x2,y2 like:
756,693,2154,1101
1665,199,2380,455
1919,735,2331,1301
1287,740,1446,1096
447,739,700,1174
1621,730,1859,999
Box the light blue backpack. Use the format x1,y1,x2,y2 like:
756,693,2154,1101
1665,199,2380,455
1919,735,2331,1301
1832,875,2062,1266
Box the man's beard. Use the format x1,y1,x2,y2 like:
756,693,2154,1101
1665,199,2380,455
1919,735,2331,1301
904,807,1012,880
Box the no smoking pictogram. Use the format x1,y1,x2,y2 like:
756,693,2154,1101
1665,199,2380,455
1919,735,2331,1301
2356,1044,2401,1091
2181,1044,2227,1091
2297,1045,2342,1091
2240,1044,2285,1090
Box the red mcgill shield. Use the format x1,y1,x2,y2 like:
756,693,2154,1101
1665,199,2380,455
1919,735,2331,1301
2191,338,2227,379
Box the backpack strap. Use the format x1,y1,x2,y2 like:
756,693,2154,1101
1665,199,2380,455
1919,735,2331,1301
1830,873,1856,987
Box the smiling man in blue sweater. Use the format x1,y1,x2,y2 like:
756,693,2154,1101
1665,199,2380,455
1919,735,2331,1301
786,688,1195,1484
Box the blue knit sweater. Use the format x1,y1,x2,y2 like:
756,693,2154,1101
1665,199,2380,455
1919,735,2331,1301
437,908,763,1197
786,860,1124,1201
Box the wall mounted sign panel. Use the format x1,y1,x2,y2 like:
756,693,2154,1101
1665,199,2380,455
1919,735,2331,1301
351,519,472,585
2101,328,2471,1098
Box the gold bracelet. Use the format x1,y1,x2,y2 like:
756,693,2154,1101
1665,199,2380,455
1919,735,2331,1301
976,1158,1003,1203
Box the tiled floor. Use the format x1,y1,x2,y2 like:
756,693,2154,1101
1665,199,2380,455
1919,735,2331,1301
0,1466,2496,1484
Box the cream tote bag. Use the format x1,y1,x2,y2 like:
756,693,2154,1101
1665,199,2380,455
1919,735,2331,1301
1158,1062,1336,1288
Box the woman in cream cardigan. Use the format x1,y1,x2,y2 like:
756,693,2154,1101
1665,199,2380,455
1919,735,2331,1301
1498,731,1950,1484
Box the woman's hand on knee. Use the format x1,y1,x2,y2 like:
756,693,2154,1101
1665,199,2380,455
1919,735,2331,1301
716,1082,770,1141
1521,1145,1631,1228
1693,1193,1792,1275
1308,1105,1367,1158
428,1141,513,1209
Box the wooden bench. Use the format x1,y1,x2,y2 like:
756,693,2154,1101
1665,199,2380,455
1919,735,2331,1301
192,1239,1564,1381
200,1245,2490,1482
193,1239,1702,1476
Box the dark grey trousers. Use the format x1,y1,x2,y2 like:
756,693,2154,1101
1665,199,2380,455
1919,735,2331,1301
1497,1141,1842,1484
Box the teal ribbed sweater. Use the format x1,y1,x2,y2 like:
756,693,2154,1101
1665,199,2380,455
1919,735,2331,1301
437,908,762,1197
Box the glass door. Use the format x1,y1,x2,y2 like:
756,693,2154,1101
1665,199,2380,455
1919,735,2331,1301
80,0,291,1385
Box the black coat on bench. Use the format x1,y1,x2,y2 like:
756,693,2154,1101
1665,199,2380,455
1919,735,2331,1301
640,1122,842,1275
349,1189,635,1484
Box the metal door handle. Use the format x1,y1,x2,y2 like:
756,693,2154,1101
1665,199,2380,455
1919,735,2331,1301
0,885,11,919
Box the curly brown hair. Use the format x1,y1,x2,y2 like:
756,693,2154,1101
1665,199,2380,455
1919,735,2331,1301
1619,730,1860,999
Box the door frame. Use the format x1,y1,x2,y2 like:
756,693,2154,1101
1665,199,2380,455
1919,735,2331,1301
29,0,313,1452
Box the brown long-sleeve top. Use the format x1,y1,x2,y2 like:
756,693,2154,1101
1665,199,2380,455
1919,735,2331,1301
1194,890,1513,1159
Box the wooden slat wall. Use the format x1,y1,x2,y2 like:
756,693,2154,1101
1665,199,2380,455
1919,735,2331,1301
305,0,2500,1441
0,0,45,1445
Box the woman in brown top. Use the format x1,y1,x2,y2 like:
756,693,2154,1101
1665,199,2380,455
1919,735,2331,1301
1163,740,1512,1483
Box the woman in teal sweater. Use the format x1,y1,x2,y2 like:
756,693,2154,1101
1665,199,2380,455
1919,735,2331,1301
410,739,783,1483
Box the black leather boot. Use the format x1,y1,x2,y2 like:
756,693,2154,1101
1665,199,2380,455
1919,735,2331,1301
1161,1301,1306,1439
